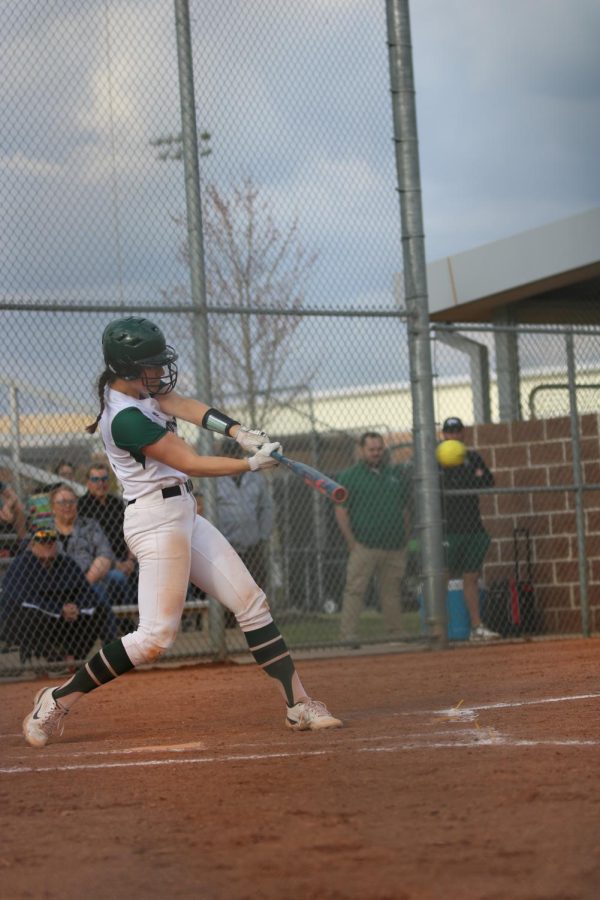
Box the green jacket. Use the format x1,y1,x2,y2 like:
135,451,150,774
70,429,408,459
337,461,412,550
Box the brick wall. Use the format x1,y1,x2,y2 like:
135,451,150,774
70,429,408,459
470,414,600,635
291,420,599,635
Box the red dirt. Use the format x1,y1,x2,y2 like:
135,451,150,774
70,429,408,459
1,638,600,899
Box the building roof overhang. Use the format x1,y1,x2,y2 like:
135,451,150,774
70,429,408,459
425,207,600,324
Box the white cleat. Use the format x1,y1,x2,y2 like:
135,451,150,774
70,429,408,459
286,699,343,732
470,624,501,642
23,687,68,748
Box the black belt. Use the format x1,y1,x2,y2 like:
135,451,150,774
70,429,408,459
127,480,193,506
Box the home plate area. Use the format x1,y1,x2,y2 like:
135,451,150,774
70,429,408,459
3,690,600,777
410,691,600,749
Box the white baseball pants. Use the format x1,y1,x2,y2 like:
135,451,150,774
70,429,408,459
121,489,271,666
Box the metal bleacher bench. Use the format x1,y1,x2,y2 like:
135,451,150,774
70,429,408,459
112,597,210,628
0,532,20,565
0,542,210,635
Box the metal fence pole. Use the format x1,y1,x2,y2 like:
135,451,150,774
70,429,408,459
566,330,590,636
174,0,225,655
8,384,23,497
307,390,326,612
386,0,447,645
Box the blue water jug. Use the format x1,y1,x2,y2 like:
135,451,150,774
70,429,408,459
419,579,472,641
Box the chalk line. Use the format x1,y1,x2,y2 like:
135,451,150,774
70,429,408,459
2,731,598,776
2,691,598,774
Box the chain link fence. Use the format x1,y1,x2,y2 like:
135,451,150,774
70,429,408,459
1,2,599,679
430,323,600,640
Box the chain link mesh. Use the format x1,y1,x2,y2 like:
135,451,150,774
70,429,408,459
1,2,599,678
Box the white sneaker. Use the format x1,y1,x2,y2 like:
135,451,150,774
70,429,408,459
470,624,500,642
286,699,343,731
23,687,68,748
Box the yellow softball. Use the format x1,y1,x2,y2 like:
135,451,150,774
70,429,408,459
436,439,467,468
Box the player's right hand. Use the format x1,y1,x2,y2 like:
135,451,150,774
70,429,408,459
235,424,270,451
248,442,282,471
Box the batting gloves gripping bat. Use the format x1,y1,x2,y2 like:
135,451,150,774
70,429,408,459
236,425,271,451
248,442,282,471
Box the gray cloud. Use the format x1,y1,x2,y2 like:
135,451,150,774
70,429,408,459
1,0,598,315
413,0,600,257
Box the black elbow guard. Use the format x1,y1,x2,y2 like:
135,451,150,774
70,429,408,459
201,407,240,436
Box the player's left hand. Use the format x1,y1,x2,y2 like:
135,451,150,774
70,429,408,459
248,442,282,471
235,424,270,451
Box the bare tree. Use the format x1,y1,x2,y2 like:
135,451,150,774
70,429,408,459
165,177,317,426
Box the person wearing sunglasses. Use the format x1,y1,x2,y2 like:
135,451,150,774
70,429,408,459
78,463,137,605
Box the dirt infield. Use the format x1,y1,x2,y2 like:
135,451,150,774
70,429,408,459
1,638,600,899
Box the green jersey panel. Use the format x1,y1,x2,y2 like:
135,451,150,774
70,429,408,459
99,387,187,500
111,408,167,465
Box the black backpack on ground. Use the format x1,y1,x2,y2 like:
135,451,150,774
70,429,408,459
483,528,543,636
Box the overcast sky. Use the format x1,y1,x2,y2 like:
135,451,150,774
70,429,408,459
2,1,598,297
1,0,599,399
413,0,600,258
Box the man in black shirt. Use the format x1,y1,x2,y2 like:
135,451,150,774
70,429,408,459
1,528,108,664
77,463,136,603
439,417,499,641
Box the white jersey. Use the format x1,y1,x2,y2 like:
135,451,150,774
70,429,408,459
99,387,188,500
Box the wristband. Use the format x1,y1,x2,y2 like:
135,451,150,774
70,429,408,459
201,407,240,437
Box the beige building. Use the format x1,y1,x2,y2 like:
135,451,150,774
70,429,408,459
3,364,597,460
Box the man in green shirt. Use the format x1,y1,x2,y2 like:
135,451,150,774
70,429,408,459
334,432,412,645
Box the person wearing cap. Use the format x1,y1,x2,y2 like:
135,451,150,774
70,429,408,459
0,529,108,665
439,417,499,641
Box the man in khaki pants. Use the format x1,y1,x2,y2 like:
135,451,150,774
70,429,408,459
334,432,412,646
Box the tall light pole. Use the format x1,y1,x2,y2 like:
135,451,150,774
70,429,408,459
174,0,225,655
386,0,447,645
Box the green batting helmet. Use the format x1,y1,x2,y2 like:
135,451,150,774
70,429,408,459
102,317,178,393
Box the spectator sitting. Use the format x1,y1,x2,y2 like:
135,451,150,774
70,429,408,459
55,459,75,481
50,484,118,642
27,490,54,533
29,459,81,507
0,479,27,548
77,463,137,605
0,528,108,665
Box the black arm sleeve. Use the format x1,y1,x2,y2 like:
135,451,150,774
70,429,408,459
201,408,240,437
468,451,495,488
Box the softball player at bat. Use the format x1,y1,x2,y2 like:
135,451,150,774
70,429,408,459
23,316,341,747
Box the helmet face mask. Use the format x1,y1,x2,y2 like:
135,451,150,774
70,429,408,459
139,360,178,395
102,317,179,394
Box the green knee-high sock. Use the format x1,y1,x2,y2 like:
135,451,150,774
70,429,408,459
53,638,134,700
244,622,296,707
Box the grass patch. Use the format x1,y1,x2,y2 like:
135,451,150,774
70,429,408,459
278,610,422,647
